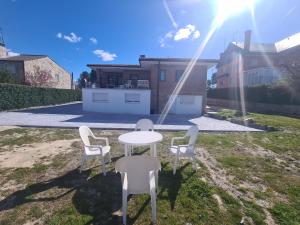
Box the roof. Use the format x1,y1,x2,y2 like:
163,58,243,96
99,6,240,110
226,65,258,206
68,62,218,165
0,54,47,61
87,64,140,68
232,42,277,53
139,57,218,64
275,32,300,52
231,32,300,53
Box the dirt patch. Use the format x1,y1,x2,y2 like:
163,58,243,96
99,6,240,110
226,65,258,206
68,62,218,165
0,139,80,168
0,126,20,132
196,147,277,225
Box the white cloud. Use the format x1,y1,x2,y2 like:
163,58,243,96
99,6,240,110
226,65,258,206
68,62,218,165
159,31,174,48
6,49,20,57
159,24,200,47
63,32,82,43
56,32,82,43
192,30,200,39
93,49,117,61
56,32,62,38
89,37,98,44
174,24,196,41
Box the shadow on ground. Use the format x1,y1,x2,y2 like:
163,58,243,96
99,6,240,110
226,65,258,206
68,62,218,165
0,160,193,225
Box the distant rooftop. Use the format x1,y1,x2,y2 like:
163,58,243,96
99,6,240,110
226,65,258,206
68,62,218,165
88,55,218,69
232,32,300,53
0,54,47,61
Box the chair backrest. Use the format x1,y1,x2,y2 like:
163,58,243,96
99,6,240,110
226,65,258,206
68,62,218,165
185,125,199,147
115,156,161,194
135,119,154,131
79,126,93,147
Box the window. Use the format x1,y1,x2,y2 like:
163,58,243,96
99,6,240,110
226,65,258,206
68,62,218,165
175,70,184,82
93,93,109,102
179,95,195,105
160,70,166,81
125,93,140,103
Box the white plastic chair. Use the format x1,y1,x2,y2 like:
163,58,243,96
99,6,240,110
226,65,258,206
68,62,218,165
135,119,154,131
115,156,161,225
169,125,199,174
79,126,111,175
130,119,154,156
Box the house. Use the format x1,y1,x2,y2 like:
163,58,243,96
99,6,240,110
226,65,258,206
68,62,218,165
84,55,217,115
216,30,300,88
0,41,72,89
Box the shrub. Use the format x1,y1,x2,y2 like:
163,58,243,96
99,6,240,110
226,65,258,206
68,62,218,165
207,85,300,105
0,83,81,111
0,70,18,84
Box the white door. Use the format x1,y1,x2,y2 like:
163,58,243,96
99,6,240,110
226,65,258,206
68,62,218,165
169,95,202,115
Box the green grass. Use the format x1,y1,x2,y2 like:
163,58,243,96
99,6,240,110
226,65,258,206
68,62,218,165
243,200,267,225
0,113,300,225
270,202,300,225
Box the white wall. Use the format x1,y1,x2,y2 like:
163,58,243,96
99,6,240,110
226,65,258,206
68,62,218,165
82,88,151,115
170,95,203,115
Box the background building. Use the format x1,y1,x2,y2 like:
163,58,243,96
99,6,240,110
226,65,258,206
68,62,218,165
0,39,72,89
86,55,217,115
216,31,300,88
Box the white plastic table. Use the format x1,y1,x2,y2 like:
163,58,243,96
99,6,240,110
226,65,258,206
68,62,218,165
118,131,163,157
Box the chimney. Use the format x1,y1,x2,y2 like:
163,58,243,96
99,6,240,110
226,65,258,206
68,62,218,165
139,54,146,59
244,30,252,51
0,28,7,58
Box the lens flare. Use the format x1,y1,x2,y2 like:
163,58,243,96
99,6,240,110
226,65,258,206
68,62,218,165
215,0,258,26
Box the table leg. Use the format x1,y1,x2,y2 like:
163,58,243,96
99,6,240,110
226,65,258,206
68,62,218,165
125,144,128,156
150,144,157,157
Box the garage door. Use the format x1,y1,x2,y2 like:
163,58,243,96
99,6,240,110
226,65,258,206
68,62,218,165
170,95,202,115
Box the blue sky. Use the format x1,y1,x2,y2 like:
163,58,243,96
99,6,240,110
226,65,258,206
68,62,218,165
1,0,299,79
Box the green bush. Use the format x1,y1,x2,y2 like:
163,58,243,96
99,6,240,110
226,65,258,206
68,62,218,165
207,85,300,105
0,83,81,111
0,70,18,84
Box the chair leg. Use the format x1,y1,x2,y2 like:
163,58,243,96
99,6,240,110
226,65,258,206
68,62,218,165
80,155,86,173
155,171,159,189
150,188,157,223
109,152,112,163
101,155,106,176
173,156,178,175
191,155,196,171
122,192,127,225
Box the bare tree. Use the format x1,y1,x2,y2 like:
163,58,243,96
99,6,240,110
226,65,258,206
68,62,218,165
25,65,57,88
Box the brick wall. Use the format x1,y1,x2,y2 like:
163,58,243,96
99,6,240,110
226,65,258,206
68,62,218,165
149,64,207,114
24,57,71,89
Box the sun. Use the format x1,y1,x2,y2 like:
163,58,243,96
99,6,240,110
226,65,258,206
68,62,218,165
215,0,258,26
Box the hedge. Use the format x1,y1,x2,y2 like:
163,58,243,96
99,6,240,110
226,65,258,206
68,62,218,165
207,85,300,105
0,83,82,111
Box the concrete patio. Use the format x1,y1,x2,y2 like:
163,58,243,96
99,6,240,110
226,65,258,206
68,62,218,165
0,102,261,131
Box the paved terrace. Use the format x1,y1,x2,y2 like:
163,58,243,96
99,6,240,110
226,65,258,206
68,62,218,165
0,102,261,131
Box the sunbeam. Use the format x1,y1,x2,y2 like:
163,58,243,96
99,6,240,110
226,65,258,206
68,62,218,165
158,21,219,124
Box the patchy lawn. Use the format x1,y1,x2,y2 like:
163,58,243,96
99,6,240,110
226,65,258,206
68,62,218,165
0,112,299,225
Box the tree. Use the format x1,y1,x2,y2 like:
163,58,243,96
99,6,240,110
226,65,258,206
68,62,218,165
77,71,90,88
90,70,97,84
25,65,56,88
0,70,17,84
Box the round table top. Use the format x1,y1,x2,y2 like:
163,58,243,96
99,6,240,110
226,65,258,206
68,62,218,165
118,131,163,145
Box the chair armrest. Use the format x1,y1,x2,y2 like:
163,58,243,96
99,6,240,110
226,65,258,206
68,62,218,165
85,144,102,150
171,136,185,146
92,136,109,146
